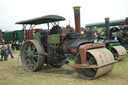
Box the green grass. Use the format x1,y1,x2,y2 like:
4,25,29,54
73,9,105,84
11,50,20,54
0,51,128,85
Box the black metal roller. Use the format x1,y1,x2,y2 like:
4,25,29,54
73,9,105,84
50,60,66,68
111,48,118,60
75,52,97,80
20,40,45,72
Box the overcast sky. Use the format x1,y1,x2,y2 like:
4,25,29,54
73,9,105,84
0,0,128,31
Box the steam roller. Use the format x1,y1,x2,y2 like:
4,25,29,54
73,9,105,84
104,18,127,61
16,6,116,80
86,17,127,61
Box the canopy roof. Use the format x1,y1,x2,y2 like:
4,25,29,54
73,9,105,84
86,19,125,28
16,15,65,25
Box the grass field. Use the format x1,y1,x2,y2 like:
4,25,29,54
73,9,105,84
0,50,128,85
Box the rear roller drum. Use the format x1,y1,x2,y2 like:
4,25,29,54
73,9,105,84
75,48,115,79
20,40,45,72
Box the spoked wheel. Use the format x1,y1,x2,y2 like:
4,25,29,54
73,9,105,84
75,53,97,79
20,40,45,72
75,48,115,79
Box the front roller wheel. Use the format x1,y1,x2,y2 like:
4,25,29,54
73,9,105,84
75,53,97,79
112,46,127,61
20,40,45,72
75,48,115,79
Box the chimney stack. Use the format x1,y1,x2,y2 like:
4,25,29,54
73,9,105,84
73,6,81,33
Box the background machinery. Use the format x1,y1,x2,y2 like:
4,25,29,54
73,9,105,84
86,18,127,61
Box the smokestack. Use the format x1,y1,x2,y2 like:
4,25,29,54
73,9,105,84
73,6,81,33
105,17,110,39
